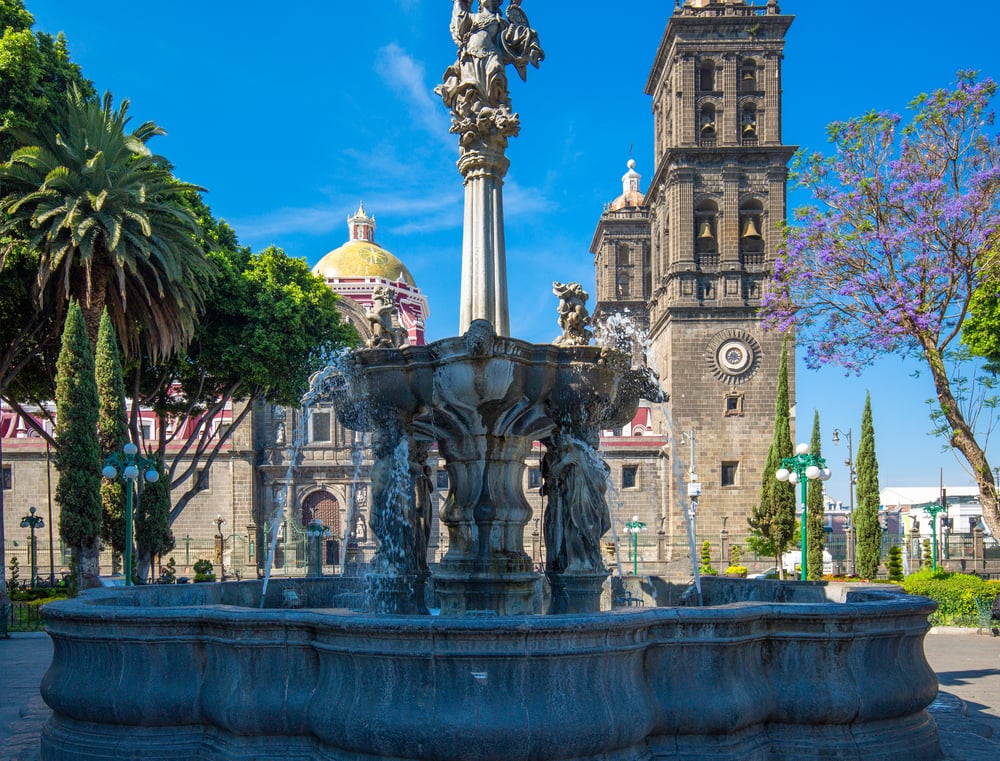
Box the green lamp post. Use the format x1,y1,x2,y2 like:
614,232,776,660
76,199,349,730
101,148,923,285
924,502,946,571
624,515,647,576
102,443,158,585
20,506,44,589
775,443,832,580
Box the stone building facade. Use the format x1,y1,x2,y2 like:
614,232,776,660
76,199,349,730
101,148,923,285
592,0,796,565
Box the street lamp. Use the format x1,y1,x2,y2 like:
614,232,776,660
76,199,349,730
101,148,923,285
832,428,856,574
102,443,158,585
924,502,946,571
215,515,227,581
306,518,329,577
776,443,832,581
20,506,44,589
624,515,647,576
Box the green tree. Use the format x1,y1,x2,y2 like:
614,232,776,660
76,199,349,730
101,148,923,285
0,0,93,162
763,73,1000,538
749,338,796,577
131,241,356,521
886,544,904,582
806,410,826,579
0,86,214,357
96,309,127,559
855,393,882,580
54,300,102,588
134,455,173,582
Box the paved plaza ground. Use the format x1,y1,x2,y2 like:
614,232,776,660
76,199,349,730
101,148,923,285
1,627,999,761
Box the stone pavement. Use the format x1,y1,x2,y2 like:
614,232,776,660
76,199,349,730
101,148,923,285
1,628,999,761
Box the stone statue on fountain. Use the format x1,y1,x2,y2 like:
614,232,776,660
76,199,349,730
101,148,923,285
437,0,544,335
437,0,544,153
552,281,593,347
365,285,406,349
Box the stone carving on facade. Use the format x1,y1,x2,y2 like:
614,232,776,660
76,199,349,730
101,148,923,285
552,281,593,347
272,404,286,446
436,0,544,154
365,285,405,348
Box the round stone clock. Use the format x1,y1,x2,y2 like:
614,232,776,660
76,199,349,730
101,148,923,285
706,329,761,383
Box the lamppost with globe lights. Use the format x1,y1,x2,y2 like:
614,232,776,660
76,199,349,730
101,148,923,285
101,443,158,585
624,515,647,576
306,518,330,577
776,443,832,580
831,427,856,574
924,502,946,571
20,506,44,588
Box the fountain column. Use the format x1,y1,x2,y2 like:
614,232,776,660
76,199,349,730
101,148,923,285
436,0,544,336
458,147,510,335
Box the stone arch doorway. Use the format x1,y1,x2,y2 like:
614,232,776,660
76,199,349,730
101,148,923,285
302,490,341,536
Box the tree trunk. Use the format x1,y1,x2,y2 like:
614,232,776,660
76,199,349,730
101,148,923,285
76,539,103,590
921,337,1000,537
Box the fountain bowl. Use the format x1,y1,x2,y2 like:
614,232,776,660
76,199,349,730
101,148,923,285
39,576,940,761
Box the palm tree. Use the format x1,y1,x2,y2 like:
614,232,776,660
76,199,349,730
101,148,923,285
0,86,214,360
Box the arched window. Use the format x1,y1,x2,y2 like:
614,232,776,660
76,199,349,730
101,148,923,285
695,200,719,259
700,59,716,92
699,103,717,141
740,200,765,263
617,243,631,266
741,58,758,90
617,272,631,299
741,103,758,141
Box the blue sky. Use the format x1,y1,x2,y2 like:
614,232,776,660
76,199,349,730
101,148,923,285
25,1,999,505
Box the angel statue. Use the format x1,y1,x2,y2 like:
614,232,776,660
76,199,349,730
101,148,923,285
436,0,544,151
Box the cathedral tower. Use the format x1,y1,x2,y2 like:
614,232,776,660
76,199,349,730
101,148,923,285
644,0,796,553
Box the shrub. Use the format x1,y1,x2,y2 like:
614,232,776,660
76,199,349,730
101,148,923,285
902,570,1000,626
192,558,215,583
724,565,748,577
887,545,904,582
731,545,743,565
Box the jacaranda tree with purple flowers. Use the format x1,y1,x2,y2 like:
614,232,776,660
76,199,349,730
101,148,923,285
763,71,1000,537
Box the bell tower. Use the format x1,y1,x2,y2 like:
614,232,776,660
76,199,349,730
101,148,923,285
644,0,796,551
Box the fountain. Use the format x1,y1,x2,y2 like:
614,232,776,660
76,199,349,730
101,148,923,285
38,3,941,760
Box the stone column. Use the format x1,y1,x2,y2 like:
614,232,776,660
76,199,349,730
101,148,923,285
458,148,510,335
973,527,985,572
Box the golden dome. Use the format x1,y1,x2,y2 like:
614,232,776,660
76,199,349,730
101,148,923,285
312,240,416,286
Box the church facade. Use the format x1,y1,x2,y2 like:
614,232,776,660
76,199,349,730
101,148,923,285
593,0,796,563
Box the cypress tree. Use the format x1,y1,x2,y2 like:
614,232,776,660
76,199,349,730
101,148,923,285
854,392,882,580
96,310,128,561
748,338,796,576
55,300,103,588
135,455,174,582
806,410,826,579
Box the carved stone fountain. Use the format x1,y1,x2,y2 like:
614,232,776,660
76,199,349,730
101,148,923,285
38,4,942,760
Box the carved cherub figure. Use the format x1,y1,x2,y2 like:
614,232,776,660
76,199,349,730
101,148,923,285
552,281,593,347
366,286,403,348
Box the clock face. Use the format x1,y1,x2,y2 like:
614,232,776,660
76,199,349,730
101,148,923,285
706,330,761,383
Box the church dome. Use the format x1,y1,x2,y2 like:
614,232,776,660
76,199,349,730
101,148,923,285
609,159,644,210
312,202,417,286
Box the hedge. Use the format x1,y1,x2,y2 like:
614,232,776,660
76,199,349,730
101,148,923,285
901,570,1000,627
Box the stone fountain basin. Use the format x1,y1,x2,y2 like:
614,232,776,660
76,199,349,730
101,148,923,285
39,577,940,761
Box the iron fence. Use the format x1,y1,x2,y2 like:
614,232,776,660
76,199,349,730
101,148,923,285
5,601,46,632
